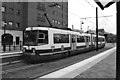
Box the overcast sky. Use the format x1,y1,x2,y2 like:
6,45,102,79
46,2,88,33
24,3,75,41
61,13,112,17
68,0,116,34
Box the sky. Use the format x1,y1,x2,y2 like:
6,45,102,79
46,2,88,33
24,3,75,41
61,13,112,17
68,0,116,34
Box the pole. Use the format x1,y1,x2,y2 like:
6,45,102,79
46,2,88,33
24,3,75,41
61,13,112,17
72,25,74,29
62,0,63,27
96,7,98,51
3,2,6,52
3,24,6,52
88,26,89,31
81,20,82,30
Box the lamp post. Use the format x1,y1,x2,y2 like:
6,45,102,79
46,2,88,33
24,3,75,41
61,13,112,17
96,7,98,51
3,22,7,34
81,20,84,31
3,22,7,52
87,26,89,32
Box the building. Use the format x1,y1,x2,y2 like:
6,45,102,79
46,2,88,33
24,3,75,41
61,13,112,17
0,1,68,47
23,2,68,28
0,2,23,46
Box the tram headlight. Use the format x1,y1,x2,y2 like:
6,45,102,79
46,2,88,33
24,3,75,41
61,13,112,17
32,48,36,53
31,48,36,55
22,48,26,52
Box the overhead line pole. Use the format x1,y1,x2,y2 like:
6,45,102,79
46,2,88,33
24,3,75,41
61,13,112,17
96,7,98,51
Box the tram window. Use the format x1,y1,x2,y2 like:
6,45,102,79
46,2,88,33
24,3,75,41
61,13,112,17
86,36,90,42
54,34,69,43
37,30,48,44
98,38,102,42
72,35,76,43
103,38,105,41
24,30,37,46
77,36,85,43
72,38,76,43
38,33,45,39
93,37,96,42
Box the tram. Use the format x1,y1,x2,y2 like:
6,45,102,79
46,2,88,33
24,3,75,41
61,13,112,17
22,27,106,62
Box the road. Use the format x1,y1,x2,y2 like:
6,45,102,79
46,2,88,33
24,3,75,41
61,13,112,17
2,43,115,79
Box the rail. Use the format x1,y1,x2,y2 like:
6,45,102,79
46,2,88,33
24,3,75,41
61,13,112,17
36,47,116,79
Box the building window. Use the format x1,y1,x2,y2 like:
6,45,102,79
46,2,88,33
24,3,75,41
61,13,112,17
16,22,20,28
16,10,20,15
63,22,66,26
37,3,46,12
8,21,13,27
58,21,60,24
9,8,14,11
55,20,57,24
52,20,55,23
1,6,5,12
57,4,61,8
16,37,20,45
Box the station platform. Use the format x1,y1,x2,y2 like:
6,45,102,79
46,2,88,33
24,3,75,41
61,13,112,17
75,51,116,78
38,47,116,79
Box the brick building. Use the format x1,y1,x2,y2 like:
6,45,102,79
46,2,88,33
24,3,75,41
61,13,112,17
23,2,68,28
0,1,68,47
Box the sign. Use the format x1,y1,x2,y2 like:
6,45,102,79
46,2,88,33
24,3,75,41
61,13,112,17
94,0,117,10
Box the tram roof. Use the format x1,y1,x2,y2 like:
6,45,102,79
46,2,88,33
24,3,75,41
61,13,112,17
25,27,104,37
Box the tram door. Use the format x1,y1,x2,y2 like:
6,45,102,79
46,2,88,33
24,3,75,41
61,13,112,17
90,34,93,46
85,36,89,47
70,35,76,50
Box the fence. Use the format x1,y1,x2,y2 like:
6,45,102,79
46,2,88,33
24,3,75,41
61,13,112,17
0,41,23,52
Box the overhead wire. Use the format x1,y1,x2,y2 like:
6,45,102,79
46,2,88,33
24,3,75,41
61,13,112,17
68,0,115,31
84,0,115,26
68,0,113,23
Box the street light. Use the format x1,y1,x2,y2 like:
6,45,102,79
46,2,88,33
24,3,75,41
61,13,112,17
3,22,7,34
81,20,84,31
87,26,89,31
2,22,7,52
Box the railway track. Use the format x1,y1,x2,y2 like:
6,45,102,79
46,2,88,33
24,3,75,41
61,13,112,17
2,47,112,78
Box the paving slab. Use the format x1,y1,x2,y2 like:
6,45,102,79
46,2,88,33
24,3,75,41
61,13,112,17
74,51,116,78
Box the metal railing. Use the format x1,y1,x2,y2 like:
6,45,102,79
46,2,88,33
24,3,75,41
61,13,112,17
1,41,23,52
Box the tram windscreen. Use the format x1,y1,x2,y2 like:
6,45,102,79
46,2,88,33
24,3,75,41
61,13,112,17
24,30,37,46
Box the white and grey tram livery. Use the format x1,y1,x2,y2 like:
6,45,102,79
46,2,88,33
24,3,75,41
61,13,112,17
22,27,106,61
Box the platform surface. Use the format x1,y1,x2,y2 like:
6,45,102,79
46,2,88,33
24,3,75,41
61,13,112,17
75,51,116,78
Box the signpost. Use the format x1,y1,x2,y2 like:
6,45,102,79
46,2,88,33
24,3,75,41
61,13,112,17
94,0,115,10
96,7,98,51
94,0,116,51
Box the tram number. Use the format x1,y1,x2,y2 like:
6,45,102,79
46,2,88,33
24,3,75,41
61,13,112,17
51,46,55,51
61,45,64,51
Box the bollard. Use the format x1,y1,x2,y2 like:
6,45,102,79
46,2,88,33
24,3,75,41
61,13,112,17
20,41,22,50
9,44,11,51
13,42,15,50
3,44,6,52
